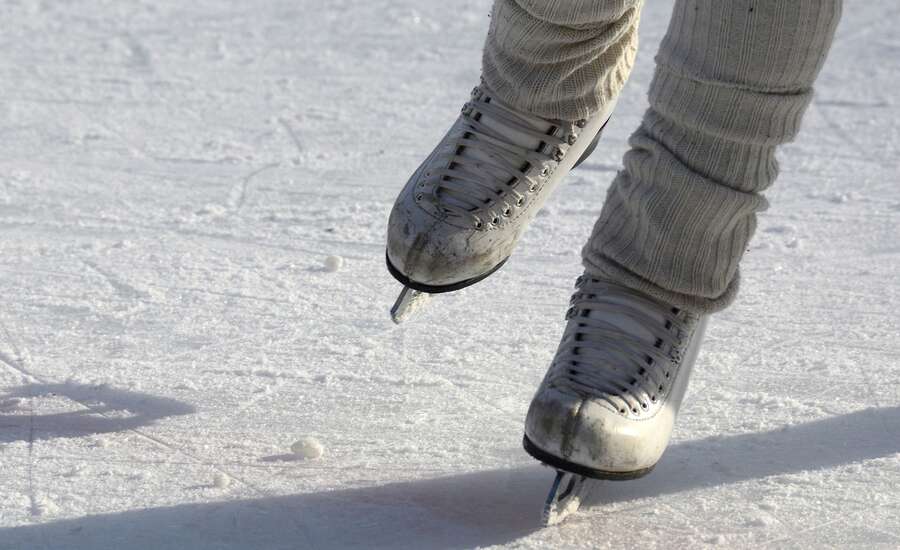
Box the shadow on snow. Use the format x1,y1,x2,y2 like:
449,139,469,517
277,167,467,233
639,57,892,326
1,406,898,549
0,382,196,443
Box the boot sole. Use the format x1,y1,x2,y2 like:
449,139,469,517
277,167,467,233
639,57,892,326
385,251,508,294
523,434,656,481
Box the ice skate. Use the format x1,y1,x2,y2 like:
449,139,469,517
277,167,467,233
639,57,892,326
386,82,616,323
523,274,708,525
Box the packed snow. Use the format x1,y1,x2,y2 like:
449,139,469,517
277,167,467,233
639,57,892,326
0,0,898,549
212,472,231,489
323,255,344,273
291,437,325,460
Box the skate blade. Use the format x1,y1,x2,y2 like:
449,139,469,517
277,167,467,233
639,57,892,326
542,470,590,527
390,286,431,324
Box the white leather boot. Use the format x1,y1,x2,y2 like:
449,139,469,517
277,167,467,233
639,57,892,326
524,274,708,478
386,82,615,310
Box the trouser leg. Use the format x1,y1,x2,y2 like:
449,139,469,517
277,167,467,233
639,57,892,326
582,0,843,312
482,0,645,121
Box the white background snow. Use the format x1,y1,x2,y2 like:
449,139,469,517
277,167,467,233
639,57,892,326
0,0,898,548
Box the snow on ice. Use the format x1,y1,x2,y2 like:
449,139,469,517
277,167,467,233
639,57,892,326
291,437,325,460
324,255,344,272
213,473,232,489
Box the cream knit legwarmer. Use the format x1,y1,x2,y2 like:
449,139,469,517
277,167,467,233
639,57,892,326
482,0,644,121
582,0,842,312
483,0,842,313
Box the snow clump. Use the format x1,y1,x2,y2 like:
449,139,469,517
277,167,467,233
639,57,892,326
324,255,343,272
213,473,231,488
291,437,324,459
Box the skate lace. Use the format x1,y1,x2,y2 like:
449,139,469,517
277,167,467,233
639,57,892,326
547,276,694,417
425,85,584,228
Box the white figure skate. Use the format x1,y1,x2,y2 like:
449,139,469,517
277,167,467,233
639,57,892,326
386,83,616,323
523,275,708,525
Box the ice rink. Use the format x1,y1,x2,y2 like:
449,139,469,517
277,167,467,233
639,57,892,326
0,0,898,548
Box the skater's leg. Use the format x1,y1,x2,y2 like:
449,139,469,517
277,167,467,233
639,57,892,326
582,0,842,312
482,0,645,121
523,1,843,501
386,0,648,312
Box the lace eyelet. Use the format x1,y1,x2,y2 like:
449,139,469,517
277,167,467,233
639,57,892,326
528,183,538,193
415,193,423,201
566,134,577,145
575,119,587,128
540,166,551,177
473,220,483,229
491,216,499,225
516,197,525,207
553,148,564,162
502,208,511,217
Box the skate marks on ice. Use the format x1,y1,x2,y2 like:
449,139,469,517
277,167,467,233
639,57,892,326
1,406,898,550
0,382,195,443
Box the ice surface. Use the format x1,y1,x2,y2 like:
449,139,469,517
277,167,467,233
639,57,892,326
0,0,898,549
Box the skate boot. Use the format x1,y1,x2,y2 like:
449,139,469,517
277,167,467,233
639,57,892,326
386,82,616,322
522,274,708,525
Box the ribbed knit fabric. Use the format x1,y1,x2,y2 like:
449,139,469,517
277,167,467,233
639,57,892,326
580,0,843,312
482,0,644,121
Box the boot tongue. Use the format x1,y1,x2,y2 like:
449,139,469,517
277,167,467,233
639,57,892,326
472,96,554,153
584,295,664,344
441,96,556,213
